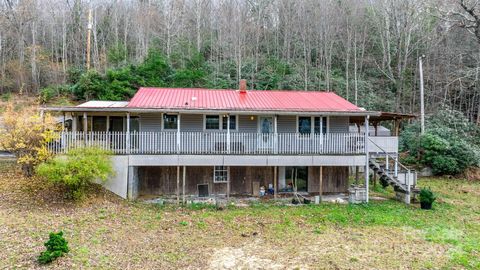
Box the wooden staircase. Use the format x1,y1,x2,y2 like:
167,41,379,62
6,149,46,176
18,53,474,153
367,138,419,204
369,158,419,204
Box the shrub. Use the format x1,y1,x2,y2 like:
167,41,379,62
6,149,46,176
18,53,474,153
0,104,58,176
71,70,108,100
38,231,69,264
419,188,436,204
400,108,480,175
39,85,71,103
36,147,113,200
0,92,12,102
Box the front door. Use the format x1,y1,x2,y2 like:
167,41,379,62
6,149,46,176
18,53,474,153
258,116,274,150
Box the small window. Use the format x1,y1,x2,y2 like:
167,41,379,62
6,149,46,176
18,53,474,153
222,115,237,130
314,117,327,134
205,115,220,130
298,117,312,134
213,166,228,183
163,114,178,129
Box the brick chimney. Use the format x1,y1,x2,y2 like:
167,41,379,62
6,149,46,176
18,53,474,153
239,79,247,93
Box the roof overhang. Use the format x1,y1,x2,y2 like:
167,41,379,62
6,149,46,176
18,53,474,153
41,106,380,117
350,112,416,124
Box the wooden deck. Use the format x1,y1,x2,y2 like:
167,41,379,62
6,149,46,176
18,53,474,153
47,131,398,156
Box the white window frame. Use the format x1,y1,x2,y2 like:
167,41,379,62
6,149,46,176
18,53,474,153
162,113,179,131
295,116,329,134
203,114,238,131
213,166,229,183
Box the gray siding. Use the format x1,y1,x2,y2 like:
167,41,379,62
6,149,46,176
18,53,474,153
139,114,162,132
238,115,257,133
277,115,296,133
181,114,203,132
329,116,349,133
138,113,350,134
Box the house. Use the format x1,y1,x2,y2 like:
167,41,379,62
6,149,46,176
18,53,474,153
43,80,417,203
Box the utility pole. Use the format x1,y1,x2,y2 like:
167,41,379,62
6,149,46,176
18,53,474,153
419,55,425,134
86,9,93,70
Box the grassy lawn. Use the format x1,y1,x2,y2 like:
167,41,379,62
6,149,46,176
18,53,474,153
0,159,479,269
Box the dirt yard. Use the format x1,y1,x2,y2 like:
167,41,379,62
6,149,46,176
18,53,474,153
0,159,479,269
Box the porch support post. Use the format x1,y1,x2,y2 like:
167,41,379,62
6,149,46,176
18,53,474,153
176,166,180,204
182,165,186,204
355,124,360,185
273,166,277,199
177,114,181,153
364,115,370,203
319,166,323,197
62,112,66,131
83,112,87,146
274,115,278,154
126,112,130,154
227,166,230,200
227,115,231,154
106,115,110,132
72,113,77,132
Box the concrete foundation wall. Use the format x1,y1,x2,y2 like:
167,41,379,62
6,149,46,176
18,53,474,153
102,156,129,198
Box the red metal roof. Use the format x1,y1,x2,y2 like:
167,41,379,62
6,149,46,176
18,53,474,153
127,87,362,112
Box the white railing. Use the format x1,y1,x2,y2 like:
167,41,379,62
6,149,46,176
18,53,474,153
47,131,366,155
368,136,399,154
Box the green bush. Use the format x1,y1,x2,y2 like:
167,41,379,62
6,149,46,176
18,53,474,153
71,70,108,101
36,147,113,200
39,85,71,103
419,188,436,204
38,231,69,264
0,92,12,102
400,108,480,175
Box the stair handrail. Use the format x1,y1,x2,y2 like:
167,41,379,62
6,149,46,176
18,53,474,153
367,137,410,172
368,137,414,197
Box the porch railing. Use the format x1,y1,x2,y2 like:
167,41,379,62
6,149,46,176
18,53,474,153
47,131,367,155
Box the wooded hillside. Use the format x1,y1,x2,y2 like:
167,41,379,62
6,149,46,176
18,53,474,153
1,0,479,123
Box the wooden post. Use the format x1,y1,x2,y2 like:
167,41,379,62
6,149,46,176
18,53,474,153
364,115,370,203
182,165,186,204
274,115,278,154
82,112,88,132
273,166,277,199
177,114,181,153
319,166,323,196
72,113,77,132
62,112,66,131
176,166,180,204
83,112,87,146
227,167,230,200
355,167,359,185
126,112,130,154
227,115,231,154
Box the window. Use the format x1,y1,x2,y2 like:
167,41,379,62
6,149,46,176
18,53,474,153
163,114,178,129
222,115,237,130
314,117,327,134
206,115,237,130
213,166,228,183
205,115,220,129
298,117,312,134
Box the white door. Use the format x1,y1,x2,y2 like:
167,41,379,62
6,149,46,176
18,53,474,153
258,116,274,150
